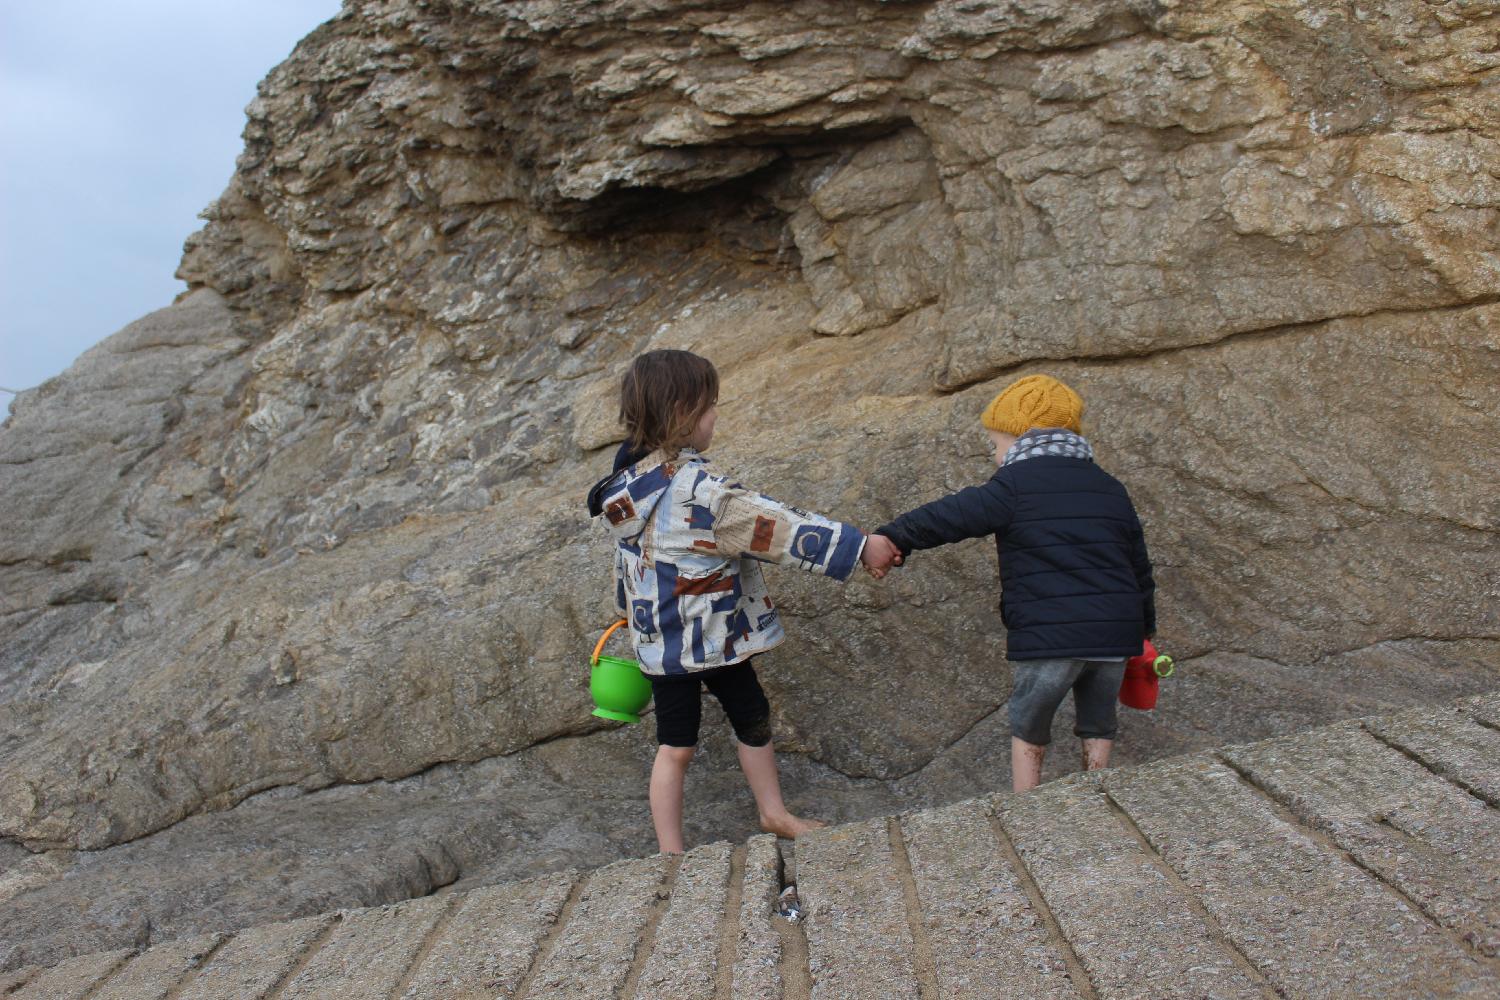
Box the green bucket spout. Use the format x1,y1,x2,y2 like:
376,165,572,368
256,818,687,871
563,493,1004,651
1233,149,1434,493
589,619,652,723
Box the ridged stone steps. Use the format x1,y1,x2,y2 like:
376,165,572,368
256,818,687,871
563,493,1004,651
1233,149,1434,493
4,693,1498,999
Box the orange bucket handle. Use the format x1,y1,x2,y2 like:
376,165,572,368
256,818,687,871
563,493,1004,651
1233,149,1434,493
591,619,629,667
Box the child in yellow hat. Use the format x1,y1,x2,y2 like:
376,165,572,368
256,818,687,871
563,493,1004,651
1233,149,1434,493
866,374,1156,791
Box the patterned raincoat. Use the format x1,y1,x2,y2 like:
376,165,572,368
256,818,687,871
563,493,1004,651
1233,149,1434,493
589,448,866,676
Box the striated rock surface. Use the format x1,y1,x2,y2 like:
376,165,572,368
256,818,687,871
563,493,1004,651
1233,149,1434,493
2,0,1498,968
4,693,1499,997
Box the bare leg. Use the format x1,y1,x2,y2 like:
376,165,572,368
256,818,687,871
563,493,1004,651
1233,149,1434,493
737,740,826,839
1012,737,1046,792
650,744,696,854
1082,738,1113,773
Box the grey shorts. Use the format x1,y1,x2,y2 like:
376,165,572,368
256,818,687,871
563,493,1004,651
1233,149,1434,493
1008,658,1126,745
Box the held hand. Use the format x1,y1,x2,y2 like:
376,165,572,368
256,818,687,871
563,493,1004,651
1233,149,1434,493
860,533,904,580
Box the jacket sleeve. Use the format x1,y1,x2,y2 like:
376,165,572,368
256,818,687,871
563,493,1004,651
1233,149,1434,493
1128,509,1157,636
706,480,867,583
877,474,1017,556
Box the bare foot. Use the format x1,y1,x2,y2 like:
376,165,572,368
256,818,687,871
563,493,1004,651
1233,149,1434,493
760,812,827,839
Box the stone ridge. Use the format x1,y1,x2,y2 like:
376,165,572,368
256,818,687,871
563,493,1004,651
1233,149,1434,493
5,692,1496,999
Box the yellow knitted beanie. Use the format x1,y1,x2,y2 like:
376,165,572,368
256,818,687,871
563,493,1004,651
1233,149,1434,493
981,375,1083,436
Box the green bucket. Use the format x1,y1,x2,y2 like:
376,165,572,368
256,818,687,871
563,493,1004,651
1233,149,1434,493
590,620,652,724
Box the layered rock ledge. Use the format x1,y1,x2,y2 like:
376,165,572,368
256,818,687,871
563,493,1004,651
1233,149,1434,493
4,692,1498,998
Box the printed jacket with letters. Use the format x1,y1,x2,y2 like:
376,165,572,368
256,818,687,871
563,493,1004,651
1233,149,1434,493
587,448,866,676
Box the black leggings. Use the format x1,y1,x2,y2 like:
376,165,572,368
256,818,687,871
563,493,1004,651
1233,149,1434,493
649,659,772,748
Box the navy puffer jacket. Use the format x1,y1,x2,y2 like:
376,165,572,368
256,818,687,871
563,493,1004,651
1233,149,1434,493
877,456,1155,661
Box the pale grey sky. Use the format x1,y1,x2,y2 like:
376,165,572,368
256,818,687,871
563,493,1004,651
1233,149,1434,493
1,1,342,411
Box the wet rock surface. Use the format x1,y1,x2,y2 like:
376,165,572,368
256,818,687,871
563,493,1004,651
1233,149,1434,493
2,0,1498,969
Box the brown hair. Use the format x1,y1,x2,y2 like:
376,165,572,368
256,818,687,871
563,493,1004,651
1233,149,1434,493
620,349,719,455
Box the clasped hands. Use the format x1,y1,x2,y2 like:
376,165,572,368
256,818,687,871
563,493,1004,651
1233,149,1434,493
860,533,904,580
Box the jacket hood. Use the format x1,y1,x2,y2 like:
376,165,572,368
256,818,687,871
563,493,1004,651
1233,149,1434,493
585,440,650,520
588,450,687,542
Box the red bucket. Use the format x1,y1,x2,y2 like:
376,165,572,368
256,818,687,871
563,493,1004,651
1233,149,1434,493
1120,638,1173,710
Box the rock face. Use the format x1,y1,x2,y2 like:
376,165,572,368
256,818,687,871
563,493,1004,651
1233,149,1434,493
2,0,1498,968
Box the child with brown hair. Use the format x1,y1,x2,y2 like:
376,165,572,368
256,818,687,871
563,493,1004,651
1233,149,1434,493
586,349,900,852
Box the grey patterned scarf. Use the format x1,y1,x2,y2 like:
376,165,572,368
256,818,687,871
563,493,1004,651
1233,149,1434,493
1002,428,1094,467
